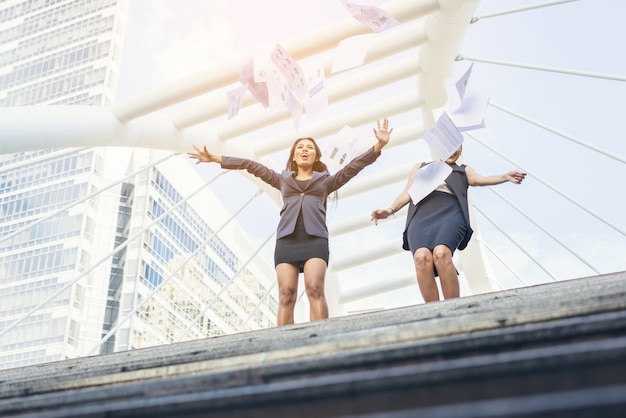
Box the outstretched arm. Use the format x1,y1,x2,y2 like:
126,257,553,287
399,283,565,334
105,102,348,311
372,118,393,153
188,145,222,164
465,166,527,186
188,145,282,189
370,162,421,225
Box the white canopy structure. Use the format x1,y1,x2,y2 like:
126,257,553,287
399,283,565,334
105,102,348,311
2,0,624,319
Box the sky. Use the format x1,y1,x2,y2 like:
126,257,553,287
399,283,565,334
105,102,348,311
115,0,626,314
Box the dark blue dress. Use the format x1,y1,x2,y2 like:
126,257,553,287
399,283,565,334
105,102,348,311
403,164,473,277
406,190,467,254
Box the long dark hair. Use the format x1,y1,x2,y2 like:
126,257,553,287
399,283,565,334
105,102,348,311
285,137,328,172
285,137,338,205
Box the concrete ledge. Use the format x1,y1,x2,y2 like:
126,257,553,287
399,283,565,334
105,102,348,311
0,271,625,417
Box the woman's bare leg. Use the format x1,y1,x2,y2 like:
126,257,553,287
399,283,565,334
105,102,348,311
432,244,459,300
303,258,328,321
275,263,300,326
413,248,440,302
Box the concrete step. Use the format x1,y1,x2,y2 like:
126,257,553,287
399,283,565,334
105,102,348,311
0,271,625,417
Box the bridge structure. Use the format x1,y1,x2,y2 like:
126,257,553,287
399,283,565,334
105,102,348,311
1,0,625,349
1,0,626,415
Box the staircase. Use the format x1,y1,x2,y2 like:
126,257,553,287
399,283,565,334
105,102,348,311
1,271,625,417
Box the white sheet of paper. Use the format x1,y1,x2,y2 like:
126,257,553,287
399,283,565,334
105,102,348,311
304,62,328,118
423,111,464,161
238,59,269,108
450,89,489,131
340,0,400,32
353,6,400,32
264,70,288,111
445,63,473,113
408,161,453,205
226,85,247,119
331,34,374,73
322,125,359,173
252,44,275,83
455,63,474,103
270,43,308,100
340,0,365,15
285,87,302,130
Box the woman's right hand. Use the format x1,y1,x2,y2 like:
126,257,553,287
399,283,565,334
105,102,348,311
370,207,394,226
188,145,221,164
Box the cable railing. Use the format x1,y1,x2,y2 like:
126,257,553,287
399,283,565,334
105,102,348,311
87,187,264,355
458,55,626,83
488,101,626,165
0,168,227,340
466,131,626,237
472,235,529,288
487,187,601,274
0,152,177,246
0,147,90,175
238,281,278,331
471,203,559,282
173,228,276,342
470,0,581,23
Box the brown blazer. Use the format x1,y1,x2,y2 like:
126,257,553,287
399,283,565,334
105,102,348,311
221,147,381,239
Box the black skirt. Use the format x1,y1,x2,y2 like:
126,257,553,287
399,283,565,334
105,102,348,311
274,212,329,273
406,191,468,255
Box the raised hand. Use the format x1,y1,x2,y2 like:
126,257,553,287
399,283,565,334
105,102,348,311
373,118,393,152
188,145,221,164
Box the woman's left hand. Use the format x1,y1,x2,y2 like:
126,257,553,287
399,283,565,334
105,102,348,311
373,118,393,151
506,170,527,184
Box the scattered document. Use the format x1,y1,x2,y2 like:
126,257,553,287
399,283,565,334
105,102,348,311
423,111,464,161
238,59,269,108
226,85,247,119
285,87,303,130
408,161,453,205
252,43,275,83
455,63,473,103
331,33,374,73
270,44,308,101
264,69,289,111
445,62,489,131
322,125,359,173
449,89,489,131
304,62,328,118
340,0,400,32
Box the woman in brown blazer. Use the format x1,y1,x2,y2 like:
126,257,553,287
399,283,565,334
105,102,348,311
189,119,392,326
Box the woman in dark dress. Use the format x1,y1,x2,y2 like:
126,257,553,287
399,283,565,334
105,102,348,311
189,119,392,325
371,146,526,303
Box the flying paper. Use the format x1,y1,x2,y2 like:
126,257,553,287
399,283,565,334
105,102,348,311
238,59,269,108
331,34,374,73
323,125,359,173
226,85,247,119
408,161,453,205
270,43,308,101
423,111,464,161
340,0,400,32
304,62,328,118
446,63,489,131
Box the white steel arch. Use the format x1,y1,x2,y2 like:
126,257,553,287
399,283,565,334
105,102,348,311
0,0,494,316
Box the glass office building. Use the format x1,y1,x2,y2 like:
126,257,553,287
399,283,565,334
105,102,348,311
0,0,278,370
